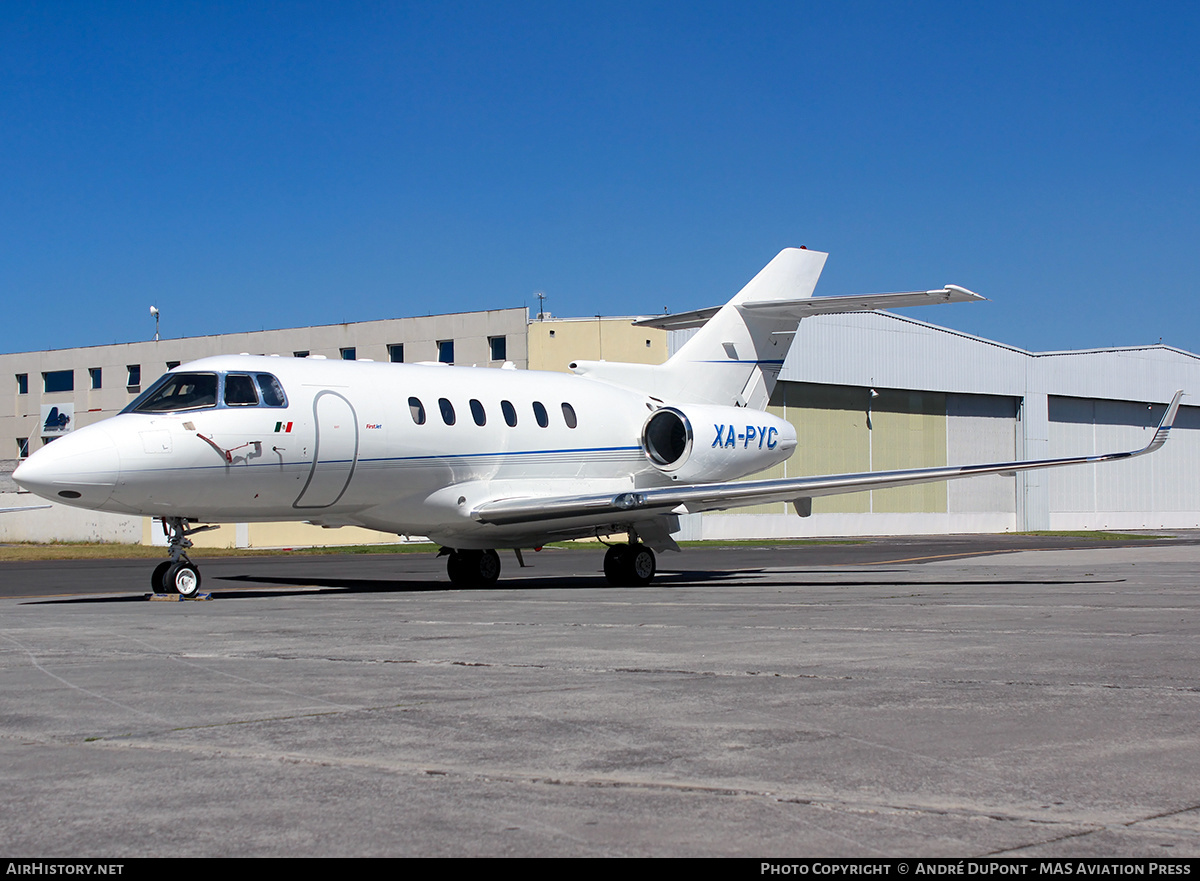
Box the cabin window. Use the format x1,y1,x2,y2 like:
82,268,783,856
533,401,548,428
439,397,456,425
43,370,74,394
224,374,259,406
409,397,426,425
129,373,218,413
561,402,577,429
501,400,517,427
470,399,486,426
256,374,288,407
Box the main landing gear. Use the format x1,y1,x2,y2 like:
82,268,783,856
603,538,656,587
444,548,502,588
151,517,215,597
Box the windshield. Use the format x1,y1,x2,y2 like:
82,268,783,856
127,373,219,413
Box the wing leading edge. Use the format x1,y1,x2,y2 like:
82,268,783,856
472,391,1183,527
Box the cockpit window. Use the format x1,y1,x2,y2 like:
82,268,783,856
224,374,259,406
256,374,287,407
128,373,219,413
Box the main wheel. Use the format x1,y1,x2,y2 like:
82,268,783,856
627,544,656,586
151,561,173,594
447,549,502,587
603,545,630,585
167,561,202,597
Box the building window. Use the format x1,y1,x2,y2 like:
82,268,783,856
341,347,356,361
41,436,58,446
438,397,455,425
43,370,74,393
126,365,141,389
489,336,506,361
533,401,548,428
294,351,309,358
89,368,102,389
16,374,28,395
388,344,404,363
166,361,180,370
437,340,454,364
17,438,29,459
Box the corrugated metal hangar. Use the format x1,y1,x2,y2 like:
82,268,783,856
2,306,1197,546
681,311,1199,540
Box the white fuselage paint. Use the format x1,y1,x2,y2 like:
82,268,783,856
15,354,797,549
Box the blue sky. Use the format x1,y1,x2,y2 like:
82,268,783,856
4,1,1198,356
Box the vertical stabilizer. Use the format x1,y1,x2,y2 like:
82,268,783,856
665,248,827,407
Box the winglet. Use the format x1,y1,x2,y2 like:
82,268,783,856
1141,390,1184,456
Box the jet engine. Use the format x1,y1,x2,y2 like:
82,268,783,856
640,405,796,483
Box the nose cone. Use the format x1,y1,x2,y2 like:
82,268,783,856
13,426,120,509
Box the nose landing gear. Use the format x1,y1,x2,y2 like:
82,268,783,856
151,517,216,597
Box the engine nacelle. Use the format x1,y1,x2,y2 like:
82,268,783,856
641,405,797,483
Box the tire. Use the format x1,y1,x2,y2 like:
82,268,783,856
603,545,630,586
168,562,202,597
627,545,656,586
151,561,173,594
448,549,501,587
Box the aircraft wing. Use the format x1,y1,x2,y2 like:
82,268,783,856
472,391,1183,527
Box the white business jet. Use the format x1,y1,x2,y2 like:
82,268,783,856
12,248,1182,596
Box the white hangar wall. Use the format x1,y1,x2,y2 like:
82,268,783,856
676,312,1200,539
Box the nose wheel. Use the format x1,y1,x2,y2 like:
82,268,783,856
150,517,213,597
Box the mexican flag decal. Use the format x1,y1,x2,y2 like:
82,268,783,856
274,421,294,433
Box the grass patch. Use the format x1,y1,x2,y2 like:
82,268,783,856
1015,531,1164,541
0,541,439,562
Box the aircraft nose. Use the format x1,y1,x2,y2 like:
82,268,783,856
12,426,120,508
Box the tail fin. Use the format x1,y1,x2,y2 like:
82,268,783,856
662,247,828,407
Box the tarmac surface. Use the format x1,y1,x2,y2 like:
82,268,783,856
3,534,1200,857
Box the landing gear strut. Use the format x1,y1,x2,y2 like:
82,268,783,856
444,548,502,588
151,517,214,597
603,533,656,587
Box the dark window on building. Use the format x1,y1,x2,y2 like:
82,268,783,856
89,368,102,389
533,401,548,428
438,397,455,425
224,374,259,406
41,436,58,446
340,347,356,361
388,344,404,363
256,374,287,407
294,351,309,358
127,365,141,389
166,361,180,370
17,438,29,459
409,397,426,425
489,336,506,361
43,370,74,393
16,374,28,395
501,400,517,427
437,340,454,364
469,399,486,426
561,402,578,429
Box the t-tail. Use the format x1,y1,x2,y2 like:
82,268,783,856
570,248,982,409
